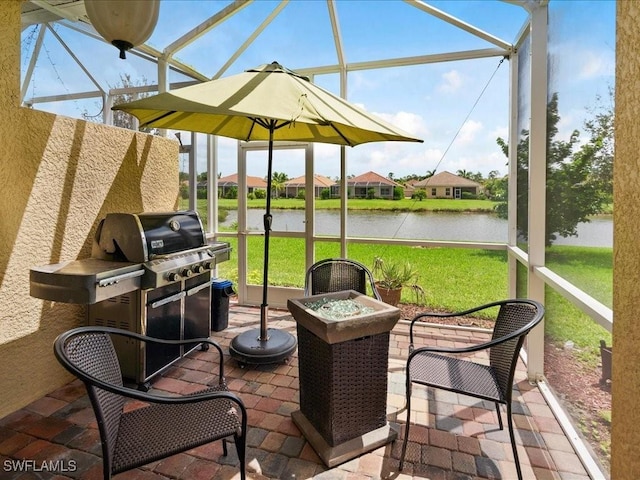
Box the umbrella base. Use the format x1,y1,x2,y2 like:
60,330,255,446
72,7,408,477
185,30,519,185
229,328,297,366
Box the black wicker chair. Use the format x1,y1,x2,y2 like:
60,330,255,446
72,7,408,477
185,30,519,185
54,326,246,480
399,299,544,480
304,258,381,300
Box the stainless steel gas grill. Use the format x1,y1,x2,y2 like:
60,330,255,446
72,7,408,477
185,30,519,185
30,210,231,389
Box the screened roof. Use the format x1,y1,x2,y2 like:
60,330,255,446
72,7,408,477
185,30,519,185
20,0,535,179
20,0,530,105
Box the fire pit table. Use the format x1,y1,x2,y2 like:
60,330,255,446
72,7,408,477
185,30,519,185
287,290,401,467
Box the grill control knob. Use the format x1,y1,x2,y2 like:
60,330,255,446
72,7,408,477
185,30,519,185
203,261,214,270
181,268,193,278
167,272,180,282
192,265,205,274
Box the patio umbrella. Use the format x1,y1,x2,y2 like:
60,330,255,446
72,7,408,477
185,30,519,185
113,61,422,365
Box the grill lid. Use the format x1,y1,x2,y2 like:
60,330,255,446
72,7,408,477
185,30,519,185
94,210,206,263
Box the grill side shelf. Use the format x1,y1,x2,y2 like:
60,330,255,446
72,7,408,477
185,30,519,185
30,259,143,304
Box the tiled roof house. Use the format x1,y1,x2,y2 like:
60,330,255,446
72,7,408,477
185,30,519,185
218,173,268,196
344,171,402,199
284,174,335,198
413,171,482,199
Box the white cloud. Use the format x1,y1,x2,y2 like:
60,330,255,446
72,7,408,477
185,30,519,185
438,70,463,93
349,72,378,92
457,119,483,144
579,50,615,80
490,126,508,141
424,148,444,163
373,110,429,139
549,43,614,84
396,149,444,175
556,109,577,139
442,150,507,177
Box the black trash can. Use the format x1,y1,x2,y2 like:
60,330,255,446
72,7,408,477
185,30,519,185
211,279,235,331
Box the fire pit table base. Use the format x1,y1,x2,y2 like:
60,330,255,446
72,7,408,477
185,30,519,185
292,410,398,468
287,291,402,468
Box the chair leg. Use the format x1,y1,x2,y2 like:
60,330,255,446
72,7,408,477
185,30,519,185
506,402,523,480
222,438,228,456
495,401,503,430
234,432,246,480
399,380,413,470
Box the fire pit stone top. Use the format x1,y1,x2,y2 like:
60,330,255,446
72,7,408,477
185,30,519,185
287,290,401,344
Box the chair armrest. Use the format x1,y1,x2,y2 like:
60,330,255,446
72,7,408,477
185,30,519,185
92,379,244,408
407,299,542,353
366,270,382,300
408,333,510,358
56,326,227,387
408,305,496,346
408,325,532,364
78,326,227,381
57,344,244,409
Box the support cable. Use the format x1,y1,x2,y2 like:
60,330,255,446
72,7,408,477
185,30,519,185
376,56,506,255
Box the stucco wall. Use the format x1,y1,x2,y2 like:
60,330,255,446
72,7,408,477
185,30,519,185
0,0,179,417
611,1,640,478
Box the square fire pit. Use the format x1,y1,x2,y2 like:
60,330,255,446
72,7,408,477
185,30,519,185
287,290,401,467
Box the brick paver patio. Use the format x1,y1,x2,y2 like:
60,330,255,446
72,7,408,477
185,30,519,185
0,303,594,479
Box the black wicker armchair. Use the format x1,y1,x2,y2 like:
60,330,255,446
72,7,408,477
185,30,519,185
399,299,544,480
304,257,381,300
54,326,246,480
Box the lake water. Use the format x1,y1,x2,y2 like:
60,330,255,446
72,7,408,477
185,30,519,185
221,209,612,248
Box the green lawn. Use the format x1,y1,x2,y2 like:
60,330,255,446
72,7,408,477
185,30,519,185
545,246,613,365
182,197,498,213
181,197,612,366
215,237,612,365
217,240,510,310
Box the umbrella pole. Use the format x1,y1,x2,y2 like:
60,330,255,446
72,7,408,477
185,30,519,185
229,119,297,366
260,126,274,341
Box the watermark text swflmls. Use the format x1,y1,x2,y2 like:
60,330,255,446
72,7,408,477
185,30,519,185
3,459,78,472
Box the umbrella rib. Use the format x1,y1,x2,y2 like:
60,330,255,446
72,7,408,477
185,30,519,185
328,123,354,147
273,120,293,131
140,110,178,128
246,118,258,141
250,117,293,136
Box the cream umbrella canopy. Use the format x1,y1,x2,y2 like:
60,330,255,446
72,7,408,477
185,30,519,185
113,61,422,145
113,61,423,365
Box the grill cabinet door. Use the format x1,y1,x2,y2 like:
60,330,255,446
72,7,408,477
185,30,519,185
145,284,183,381
184,274,211,353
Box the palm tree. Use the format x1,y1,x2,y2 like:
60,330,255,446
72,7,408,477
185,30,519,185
469,172,484,182
270,171,289,198
456,169,471,179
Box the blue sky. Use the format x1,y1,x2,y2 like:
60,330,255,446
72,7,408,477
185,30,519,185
21,0,615,180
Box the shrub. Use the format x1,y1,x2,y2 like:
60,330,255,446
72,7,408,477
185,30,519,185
296,189,306,200
366,188,376,199
320,188,330,199
225,187,238,199
254,189,266,199
393,186,404,200
412,188,426,201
